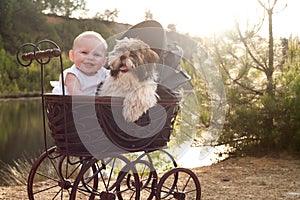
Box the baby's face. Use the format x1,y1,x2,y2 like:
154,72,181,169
71,36,106,75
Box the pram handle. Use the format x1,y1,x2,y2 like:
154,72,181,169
21,48,61,61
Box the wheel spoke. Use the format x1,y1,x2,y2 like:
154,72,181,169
107,157,118,189
181,174,192,191
65,159,81,179
35,171,59,182
33,184,61,195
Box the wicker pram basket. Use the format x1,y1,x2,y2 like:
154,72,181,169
44,94,180,157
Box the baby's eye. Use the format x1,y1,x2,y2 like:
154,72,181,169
94,53,102,57
81,51,88,55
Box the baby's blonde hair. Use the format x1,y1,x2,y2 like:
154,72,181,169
73,31,108,50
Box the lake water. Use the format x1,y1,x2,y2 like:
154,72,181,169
0,98,53,169
0,98,227,171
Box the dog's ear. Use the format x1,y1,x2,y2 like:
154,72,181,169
145,48,160,64
134,48,159,82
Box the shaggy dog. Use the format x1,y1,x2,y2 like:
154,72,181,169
98,38,160,122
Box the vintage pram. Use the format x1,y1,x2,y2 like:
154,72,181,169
16,22,201,200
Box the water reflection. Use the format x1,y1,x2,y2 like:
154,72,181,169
0,98,52,169
177,145,230,168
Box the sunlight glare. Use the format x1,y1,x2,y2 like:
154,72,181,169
86,0,263,36
86,0,299,37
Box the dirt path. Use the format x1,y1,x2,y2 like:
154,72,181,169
195,156,300,200
1,156,299,199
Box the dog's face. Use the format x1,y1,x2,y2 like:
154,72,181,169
108,38,160,81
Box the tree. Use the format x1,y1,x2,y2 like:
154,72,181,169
105,8,118,21
0,0,48,53
94,8,118,22
0,0,15,48
167,24,177,31
275,36,300,151
42,0,87,17
206,0,296,153
145,9,153,21
235,0,288,149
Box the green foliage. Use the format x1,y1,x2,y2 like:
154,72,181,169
0,48,70,96
273,36,300,151
0,0,129,96
0,0,49,53
0,0,127,54
208,32,300,154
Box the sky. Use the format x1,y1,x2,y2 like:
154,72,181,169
83,0,300,38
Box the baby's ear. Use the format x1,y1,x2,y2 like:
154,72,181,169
69,50,74,61
102,56,108,66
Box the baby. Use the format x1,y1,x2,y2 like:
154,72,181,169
52,31,108,95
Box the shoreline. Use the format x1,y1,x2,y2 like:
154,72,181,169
0,96,41,102
0,93,42,102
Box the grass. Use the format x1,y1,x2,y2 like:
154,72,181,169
0,156,35,186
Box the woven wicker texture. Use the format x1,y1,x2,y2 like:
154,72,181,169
44,94,179,156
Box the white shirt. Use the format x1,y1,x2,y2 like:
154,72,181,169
52,64,109,95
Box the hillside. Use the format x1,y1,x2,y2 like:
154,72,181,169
43,14,131,52
1,13,131,55
46,14,131,35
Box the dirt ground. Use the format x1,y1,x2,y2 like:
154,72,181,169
195,156,300,200
0,156,299,200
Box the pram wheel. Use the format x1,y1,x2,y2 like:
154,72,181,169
70,154,140,200
132,149,177,199
116,159,158,200
156,167,201,200
27,146,98,199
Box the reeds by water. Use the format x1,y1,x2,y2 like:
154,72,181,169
0,156,35,186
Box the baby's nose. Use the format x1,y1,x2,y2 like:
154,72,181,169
87,53,94,59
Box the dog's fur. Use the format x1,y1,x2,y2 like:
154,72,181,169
98,38,160,122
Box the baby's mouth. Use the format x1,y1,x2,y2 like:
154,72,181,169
83,62,94,67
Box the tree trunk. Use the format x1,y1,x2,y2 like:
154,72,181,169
267,9,275,97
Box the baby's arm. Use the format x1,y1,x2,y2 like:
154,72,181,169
64,73,82,95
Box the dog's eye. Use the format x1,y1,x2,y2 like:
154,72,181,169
120,55,126,60
110,69,119,77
